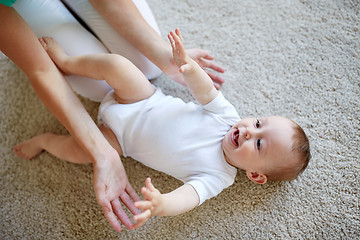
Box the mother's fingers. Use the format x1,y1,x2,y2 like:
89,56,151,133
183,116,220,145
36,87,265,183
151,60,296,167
204,69,225,86
119,187,141,215
111,198,134,230
189,49,214,61
126,184,141,202
102,204,123,232
198,58,225,74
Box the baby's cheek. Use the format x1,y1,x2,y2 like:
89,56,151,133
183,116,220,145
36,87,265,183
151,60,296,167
239,144,254,162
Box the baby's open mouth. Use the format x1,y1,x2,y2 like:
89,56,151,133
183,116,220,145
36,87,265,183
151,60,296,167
232,129,239,146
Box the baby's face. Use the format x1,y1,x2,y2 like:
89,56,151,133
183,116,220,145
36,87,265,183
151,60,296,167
222,116,294,174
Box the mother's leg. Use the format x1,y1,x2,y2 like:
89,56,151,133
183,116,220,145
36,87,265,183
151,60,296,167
13,0,112,101
62,0,163,79
14,125,123,164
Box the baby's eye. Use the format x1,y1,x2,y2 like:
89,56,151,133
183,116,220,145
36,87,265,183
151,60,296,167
256,139,261,151
255,119,261,128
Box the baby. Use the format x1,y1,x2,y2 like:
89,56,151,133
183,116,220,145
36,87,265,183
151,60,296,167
14,29,311,227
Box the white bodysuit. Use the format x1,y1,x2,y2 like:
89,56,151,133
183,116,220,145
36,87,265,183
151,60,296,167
98,88,240,205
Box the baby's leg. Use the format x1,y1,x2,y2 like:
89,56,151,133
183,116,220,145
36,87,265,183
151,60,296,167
40,37,155,104
13,0,112,102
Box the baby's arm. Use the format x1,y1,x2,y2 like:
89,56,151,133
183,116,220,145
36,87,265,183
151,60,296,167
133,178,199,227
168,29,218,105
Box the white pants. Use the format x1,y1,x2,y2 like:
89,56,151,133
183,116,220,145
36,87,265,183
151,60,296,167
13,0,162,102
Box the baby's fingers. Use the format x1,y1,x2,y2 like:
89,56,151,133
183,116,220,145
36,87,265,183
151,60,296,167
168,33,175,49
134,209,151,221
133,209,151,229
145,178,156,191
175,28,183,43
140,186,152,200
170,31,182,47
180,63,192,74
134,200,153,210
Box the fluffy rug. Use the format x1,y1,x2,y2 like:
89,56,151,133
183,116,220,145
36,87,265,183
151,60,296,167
1,0,359,239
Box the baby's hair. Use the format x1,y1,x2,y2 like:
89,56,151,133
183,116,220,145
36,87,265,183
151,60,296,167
290,121,311,177
266,120,311,182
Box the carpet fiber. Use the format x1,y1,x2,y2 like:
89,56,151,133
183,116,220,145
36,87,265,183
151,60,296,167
1,0,359,239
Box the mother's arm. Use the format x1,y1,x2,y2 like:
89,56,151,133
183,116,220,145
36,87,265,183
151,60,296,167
0,5,139,232
89,0,225,88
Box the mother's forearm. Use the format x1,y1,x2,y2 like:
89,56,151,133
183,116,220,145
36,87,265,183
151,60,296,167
89,0,173,71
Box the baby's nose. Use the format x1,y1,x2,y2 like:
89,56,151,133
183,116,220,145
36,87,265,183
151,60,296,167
245,131,251,140
244,130,251,140
240,127,251,140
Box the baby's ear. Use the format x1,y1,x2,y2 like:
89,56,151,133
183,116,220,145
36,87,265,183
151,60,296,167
246,171,267,184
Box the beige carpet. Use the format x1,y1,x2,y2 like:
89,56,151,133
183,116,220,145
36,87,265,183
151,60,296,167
1,0,359,239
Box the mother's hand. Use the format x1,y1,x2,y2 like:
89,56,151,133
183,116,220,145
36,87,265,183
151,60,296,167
93,153,140,232
164,48,225,89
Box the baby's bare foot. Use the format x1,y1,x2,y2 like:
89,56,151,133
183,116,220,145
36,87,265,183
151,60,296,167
13,134,47,160
39,37,70,74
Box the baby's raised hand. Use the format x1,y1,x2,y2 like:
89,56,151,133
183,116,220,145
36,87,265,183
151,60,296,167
133,178,163,228
168,28,192,74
